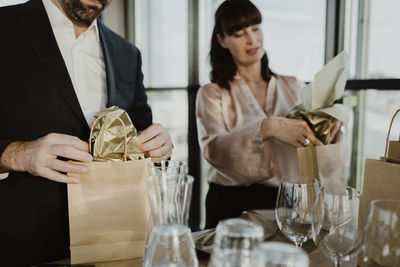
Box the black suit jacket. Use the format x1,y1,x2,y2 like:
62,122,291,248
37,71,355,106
0,0,152,265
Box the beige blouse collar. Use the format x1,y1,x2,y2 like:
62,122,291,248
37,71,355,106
232,73,277,116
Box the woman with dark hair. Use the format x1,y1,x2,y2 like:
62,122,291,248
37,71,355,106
196,0,324,228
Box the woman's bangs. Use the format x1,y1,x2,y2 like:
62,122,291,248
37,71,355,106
221,2,262,35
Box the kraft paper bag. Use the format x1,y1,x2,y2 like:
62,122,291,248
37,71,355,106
388,141,400,162
360,109,400,227
294,52,350,188
298,142,347,191
67,107,151,264
67,159,151,264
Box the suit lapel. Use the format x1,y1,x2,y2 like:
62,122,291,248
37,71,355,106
19,0,87,127
98,21,117,107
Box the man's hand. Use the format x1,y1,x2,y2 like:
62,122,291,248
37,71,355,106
0,133,92,184
138,123,173,162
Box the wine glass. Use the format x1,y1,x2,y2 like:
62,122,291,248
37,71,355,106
144,224,198,267
362,199,400,267
251,241,309,267
275,176,319,247
312,185,363,267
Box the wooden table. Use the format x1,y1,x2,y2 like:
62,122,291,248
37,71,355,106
51,249,336,266
49,210,357,266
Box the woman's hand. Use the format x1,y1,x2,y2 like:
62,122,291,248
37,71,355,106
261,117,323,147
329,120,344,144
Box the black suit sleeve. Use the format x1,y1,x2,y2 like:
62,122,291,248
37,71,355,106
129,49,153,132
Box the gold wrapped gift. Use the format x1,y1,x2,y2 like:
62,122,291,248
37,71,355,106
287,52,350,145
90,106,144,161
287,105,337,145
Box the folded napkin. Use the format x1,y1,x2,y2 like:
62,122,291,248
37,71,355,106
193,210,316,255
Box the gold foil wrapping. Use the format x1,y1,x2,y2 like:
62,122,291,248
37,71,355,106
287,105,337,145
90,106,144,162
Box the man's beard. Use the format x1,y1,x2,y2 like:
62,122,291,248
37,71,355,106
58,0,108,27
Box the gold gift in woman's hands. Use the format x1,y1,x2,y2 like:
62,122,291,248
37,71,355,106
288,106,337,145
90,106,144,161
287,51,350,145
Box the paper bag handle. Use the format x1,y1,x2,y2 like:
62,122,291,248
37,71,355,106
384,109,400,159
89,113,128,161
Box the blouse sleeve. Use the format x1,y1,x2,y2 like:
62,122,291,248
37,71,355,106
195,84,275,185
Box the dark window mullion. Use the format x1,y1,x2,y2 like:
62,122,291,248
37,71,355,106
345,79,400,90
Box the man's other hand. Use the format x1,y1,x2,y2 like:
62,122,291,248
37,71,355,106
0,133,92,184
138,123,173,162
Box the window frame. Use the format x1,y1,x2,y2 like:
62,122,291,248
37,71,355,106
124,0,400,230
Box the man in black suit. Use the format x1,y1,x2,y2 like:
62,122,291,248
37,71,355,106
0,0,173,265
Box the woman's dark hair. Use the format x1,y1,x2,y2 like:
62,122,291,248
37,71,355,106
210,0,274,89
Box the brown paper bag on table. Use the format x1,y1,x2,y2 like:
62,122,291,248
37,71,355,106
67,107,151,264
298,142,348,191
360,109,400,227
289,52,350,188
357,109,400,266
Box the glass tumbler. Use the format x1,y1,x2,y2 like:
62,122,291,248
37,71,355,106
209,218,264,267
144,224,199,267
251,241,309,267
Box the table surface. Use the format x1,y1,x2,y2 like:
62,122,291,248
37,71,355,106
49,209,358,267
50,249,335,267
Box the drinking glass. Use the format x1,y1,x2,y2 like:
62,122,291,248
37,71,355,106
147,160,188,178
362,199,400,267
251,241,309,267
209,218,264,267
312,186,362,267
144,224,199,267
145,161,192,262
275,176,319,247
145,173,193,226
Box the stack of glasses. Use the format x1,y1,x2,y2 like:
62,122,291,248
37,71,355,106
144,160,198,267
209,218,309,267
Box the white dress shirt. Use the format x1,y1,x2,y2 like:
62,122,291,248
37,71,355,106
43,0,107,127
0,1,108,180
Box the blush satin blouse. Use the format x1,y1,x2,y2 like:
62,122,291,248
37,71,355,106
196,74,304,187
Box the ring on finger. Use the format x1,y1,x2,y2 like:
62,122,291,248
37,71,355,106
303,137,310,146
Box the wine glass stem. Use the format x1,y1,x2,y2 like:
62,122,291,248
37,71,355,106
334,260,341,267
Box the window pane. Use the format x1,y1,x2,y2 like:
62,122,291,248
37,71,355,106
346,0,400,78
200,0,326,83
253,0,326,81
364,90,400,159
343,90,400,188
146,90,188,161
367,1,400,78
138,0,188,88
